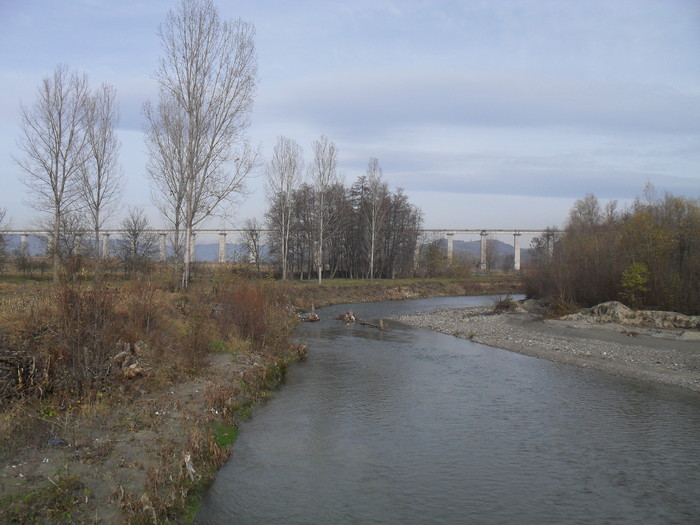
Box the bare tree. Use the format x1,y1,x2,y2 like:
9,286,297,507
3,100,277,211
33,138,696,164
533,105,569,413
151,0,259,288
568,193,602,229
364,157,388,281
0,208,9,272
15,65,90,283
308,135,338,284
482,235,499,272
81,83,123,281
240,217,264,276
143,96,188,283
116,208,158,277
265,136,304,280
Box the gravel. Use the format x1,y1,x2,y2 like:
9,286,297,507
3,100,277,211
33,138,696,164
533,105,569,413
392,303,700,392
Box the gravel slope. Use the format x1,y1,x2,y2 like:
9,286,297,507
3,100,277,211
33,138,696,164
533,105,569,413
393,304,700,392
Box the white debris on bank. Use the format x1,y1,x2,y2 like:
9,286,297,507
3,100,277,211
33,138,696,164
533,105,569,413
562,301,700,330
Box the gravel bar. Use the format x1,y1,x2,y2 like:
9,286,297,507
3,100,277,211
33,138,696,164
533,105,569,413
392,305,700,392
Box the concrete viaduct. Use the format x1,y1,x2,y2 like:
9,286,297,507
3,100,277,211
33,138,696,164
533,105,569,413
7,228,553,272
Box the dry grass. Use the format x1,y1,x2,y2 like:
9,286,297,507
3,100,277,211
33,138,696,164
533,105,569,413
0,271,522,522
0,273,310,522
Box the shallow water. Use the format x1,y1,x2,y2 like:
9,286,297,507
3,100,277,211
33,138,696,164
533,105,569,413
197,296,700,524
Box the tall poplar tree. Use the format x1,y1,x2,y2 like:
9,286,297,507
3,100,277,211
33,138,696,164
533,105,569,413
148,0,258,288
15,65,91,283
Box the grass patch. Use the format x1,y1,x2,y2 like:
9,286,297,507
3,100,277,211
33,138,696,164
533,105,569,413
213,423,239,448
0,475,87,523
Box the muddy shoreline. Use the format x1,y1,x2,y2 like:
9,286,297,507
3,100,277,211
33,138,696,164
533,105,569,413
393,303,700,393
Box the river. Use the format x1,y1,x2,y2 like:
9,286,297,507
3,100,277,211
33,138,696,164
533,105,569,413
197,295,700,524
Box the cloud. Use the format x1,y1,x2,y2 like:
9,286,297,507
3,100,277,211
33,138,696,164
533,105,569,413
259,68,700,137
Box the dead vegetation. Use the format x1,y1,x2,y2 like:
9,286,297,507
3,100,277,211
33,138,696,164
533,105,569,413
0,274,305,523
0,271,520,522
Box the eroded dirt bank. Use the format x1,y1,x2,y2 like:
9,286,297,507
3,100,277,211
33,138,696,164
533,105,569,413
0,345,304,524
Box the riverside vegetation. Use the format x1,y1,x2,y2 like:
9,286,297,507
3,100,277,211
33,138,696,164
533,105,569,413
526,187,699,316
0,266,521,524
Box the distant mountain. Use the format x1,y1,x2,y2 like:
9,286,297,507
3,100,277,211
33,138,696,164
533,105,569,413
431,238,513,256
4,234,46,256
193,243,271,262
430,238,533,267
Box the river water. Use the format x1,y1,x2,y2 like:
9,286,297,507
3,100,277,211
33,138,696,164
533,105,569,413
197,296,700,524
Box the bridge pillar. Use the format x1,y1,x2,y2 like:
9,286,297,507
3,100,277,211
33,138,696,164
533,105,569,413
479,231,487,270
513,232,521,271
218,233,227,263
102,233,110,258
446,232,455,262
75,234,82,255
160,233,167,261
20,234,28,256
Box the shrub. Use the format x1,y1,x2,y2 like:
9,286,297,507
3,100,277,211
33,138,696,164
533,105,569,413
214,278,297,350
179,290,215,368
525,189,700,315
620,263,650,309
493,295,517,313
48,285,124,394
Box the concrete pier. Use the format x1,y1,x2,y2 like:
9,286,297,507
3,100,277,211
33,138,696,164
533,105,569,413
218,233,227,263
20,234,28,256
446,232,455,262
513,232,521,271
479,231,487,270
102,233,110,258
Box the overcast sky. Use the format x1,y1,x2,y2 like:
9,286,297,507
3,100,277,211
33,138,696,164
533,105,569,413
1,0,698,232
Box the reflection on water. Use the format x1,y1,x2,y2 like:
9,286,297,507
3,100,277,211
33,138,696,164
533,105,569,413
198,296,700,524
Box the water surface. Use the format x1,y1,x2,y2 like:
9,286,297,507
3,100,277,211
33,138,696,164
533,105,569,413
198,296,700,524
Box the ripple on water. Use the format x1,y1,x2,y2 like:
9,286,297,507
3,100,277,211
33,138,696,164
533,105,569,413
198,296,700,525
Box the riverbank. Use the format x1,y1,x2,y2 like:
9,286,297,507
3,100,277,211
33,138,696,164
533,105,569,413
284,275,524,309
393,300,700,392
0,276,523,523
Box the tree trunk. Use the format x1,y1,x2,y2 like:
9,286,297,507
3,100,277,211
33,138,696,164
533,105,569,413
53,210,61,283
94,227,101,282
182,226,191,289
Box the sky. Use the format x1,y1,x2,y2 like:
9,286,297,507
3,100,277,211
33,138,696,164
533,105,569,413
0,0,699,233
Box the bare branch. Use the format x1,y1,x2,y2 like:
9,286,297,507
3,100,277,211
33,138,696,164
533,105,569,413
14,65,91,282
147,0,259,287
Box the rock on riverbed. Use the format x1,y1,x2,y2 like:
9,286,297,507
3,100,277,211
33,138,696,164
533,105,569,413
392,301,700,392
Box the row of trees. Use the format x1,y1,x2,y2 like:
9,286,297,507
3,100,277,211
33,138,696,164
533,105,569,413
0,206,161,279
15,67,122,283
526,186,700,315
13,0,427,285
265,136,422,280
14,0,256,288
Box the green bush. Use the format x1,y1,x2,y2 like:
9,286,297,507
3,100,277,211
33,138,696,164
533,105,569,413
620,263,650,309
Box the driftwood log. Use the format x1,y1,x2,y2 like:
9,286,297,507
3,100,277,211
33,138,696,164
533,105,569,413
336,311,384,330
